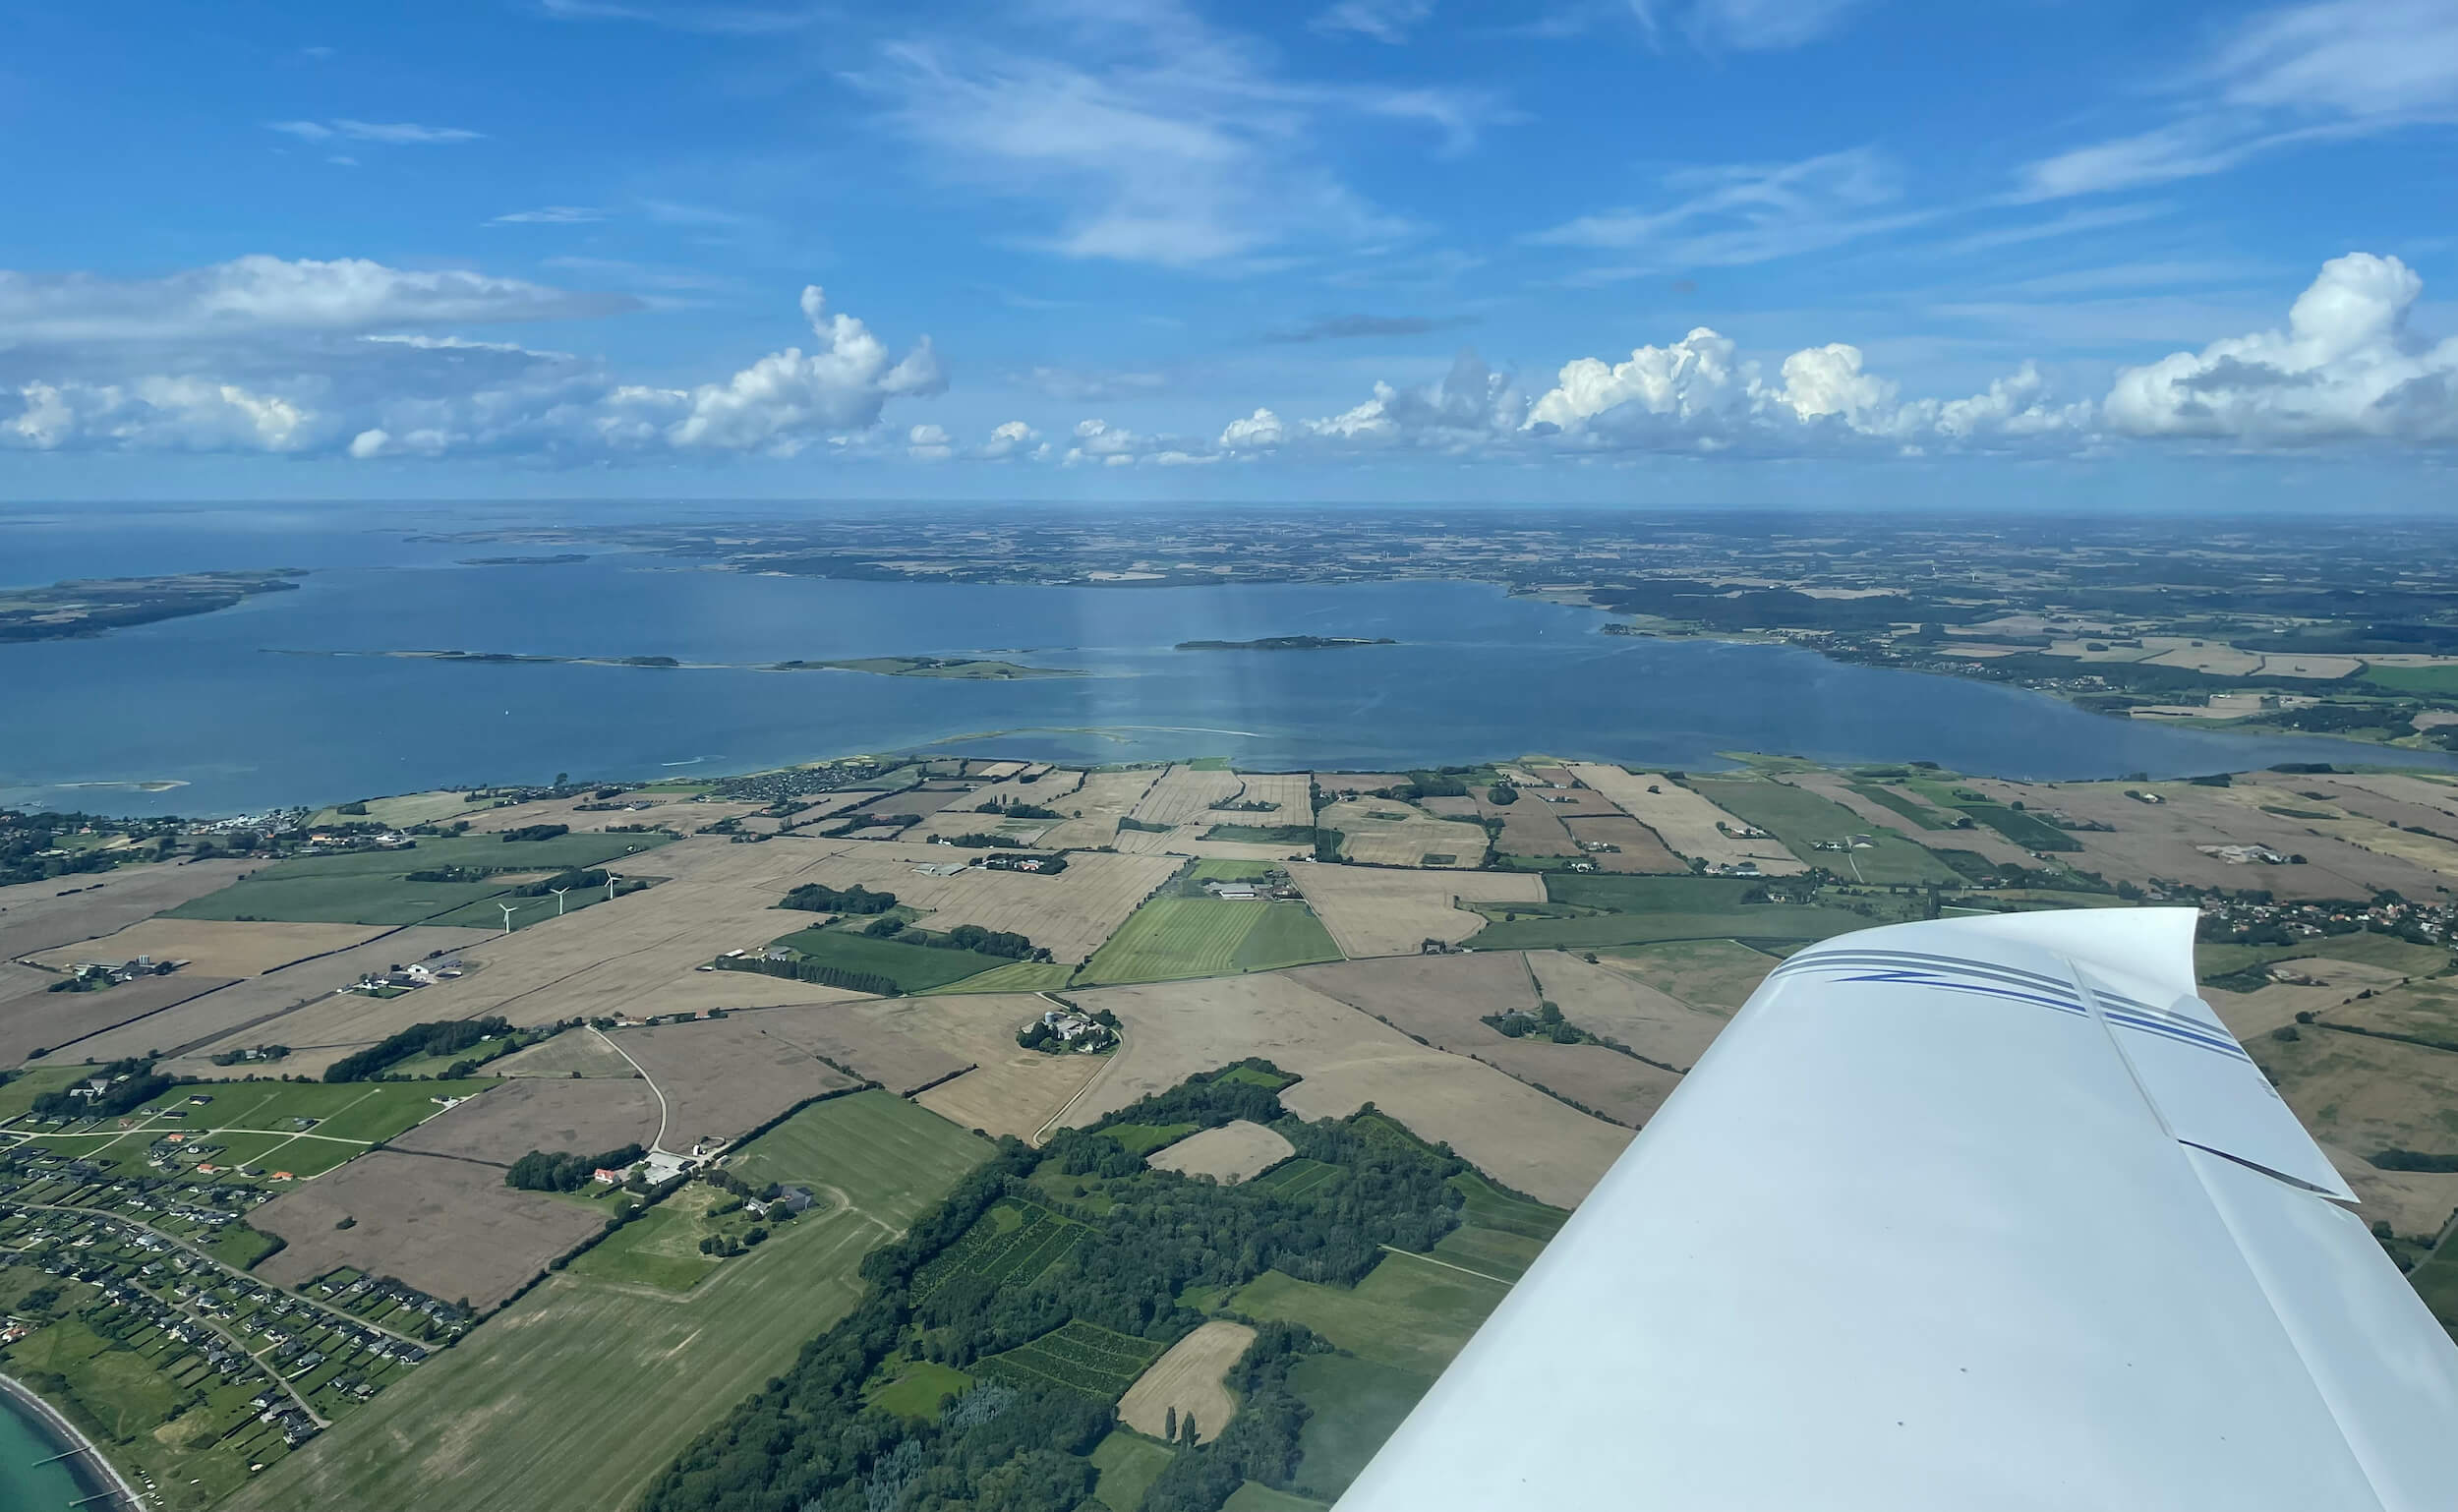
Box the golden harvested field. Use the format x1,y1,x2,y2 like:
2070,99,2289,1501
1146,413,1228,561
1528,951,1727,1072
1559,815,1686,872
905,807,1059,845
1130,766,1247,828
391,1077,661,1164
604,1018,862,1147
991,769,1085,807
1034,770,1160,851
1145,1120,1295,1184
2206,781,2458,877
713,1001,972,1096
64,926,496,1066
1227,772,1312,815
1065,973,1632,1206
1288,865,1541,958
853,993,1106,1139
1119,1320,1255,1443
0,857,251,960
1566,765,1806,875
254,1151,605,1308
1595,939,1777,1014
2291,773,2458,835
1319,798,1488,868
620,969,866,1016
454,791,738,835
2202,960,2410,1038
28,918,385,977
1291,954,1680,1127
766,845,1181,963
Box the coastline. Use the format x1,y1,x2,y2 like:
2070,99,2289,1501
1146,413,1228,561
0,1372,143,1511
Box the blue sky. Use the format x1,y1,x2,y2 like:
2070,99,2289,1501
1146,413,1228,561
3,0,2455,504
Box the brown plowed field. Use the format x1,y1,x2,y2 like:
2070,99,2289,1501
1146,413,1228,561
391,1077,662,1165
688,1001,972,1096
0,858,252,960
254,1151,605,1309
1290,954,1680,1127
603,1017,861,1147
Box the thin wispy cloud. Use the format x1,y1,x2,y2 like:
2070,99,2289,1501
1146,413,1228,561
491,206,606,224
1265,313,1478,342
267,119,485,145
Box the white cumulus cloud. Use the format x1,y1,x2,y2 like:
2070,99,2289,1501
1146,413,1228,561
0,256,630,343
2104,252,2458,444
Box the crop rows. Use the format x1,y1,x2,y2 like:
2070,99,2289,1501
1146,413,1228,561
1255,1158,1339,1199
911,1201,1083,1306
977,1320,1162,1400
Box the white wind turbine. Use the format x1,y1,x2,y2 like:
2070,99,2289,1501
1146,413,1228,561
550,887,571,916
497,901,519,936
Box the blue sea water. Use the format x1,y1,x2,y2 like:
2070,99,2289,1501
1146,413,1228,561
0,1384,107,1510
1,505,2440,816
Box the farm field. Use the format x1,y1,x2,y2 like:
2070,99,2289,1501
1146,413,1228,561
1564,765,1805,875
1032,769,1162,850
1597,939,1782,1012
771,924,1026,992
163,833,672,926
771,844,1180,963
604,1016,862,1146
1092,1431,1178,1512
911,1198,1089,1308
0,858,252,960
1557,815,1687,871
717,999,976,1096
1231,1248,1507,1377
26,917,387,977
1528,949,1729,1071
1128,764,1249,828
1291,953,1681,1127
1228,772,1313,814
1288,865,1543,958
1066,973,1631,1206
565,1182,732,1292
1145,1119,1295,1183
1119,1319,1255,1442
2251,1026,2458,1163
1317,798,1489,868
389,1076,660,1165
876,993,1107,1140
0,969,239,1066
1686,777,1962,886
230,1092,989,1512
58,926,497,1068
252,1149,605,1308
980,1317,1165,1399
1081,896,1340,985
488,1029,643,1077
1286,1354,1434,1502
1465,904,1869,952
1474,791,1581,855
1431,1222,1549,1282
7,1077,499,1182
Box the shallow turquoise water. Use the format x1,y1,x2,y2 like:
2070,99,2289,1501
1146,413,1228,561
0,1385,105,1510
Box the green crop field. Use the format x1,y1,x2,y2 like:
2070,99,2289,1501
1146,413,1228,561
1465,906,1869,951
1231,1250,1507,1377
1598,939,1776,1012
1955,802,2079,851
1100,1121,1200,1156
1431,1224,1548,1281
1224,1483,1329,1511
565,1188,724,1292
869,1359,975,1422
1844,781,1957,829
910,1199,1086,1305
225,1092,989,1512
1081,897,1340,984
1254,1157,1340,1199
978,1318,1164,1399
1686,779,1962,885
1287,1354,1434,1501
165,833,671,926
2370,665,2458,694
771,926,1026,992
1446,1172,1567,1242
2196,931,2452,983
1092,1430,1177,1512
1191,859,1279,882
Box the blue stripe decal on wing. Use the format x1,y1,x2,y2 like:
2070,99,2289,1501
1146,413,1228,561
1776,950,2252,1063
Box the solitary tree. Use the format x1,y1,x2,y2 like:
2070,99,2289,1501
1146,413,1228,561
1181,1413,1199,1446
1165,1405,1177,1440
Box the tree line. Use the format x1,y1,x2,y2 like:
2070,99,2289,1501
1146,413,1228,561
324,1017,509,1082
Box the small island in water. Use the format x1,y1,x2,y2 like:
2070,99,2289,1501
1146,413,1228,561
1175,635,1398,652
276,649,1083,678
0,568,304,642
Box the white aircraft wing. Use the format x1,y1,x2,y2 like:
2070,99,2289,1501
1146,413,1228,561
1337,907,2458,1511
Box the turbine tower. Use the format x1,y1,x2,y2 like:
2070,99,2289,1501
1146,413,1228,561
497,901,518,936
551,887,571,916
